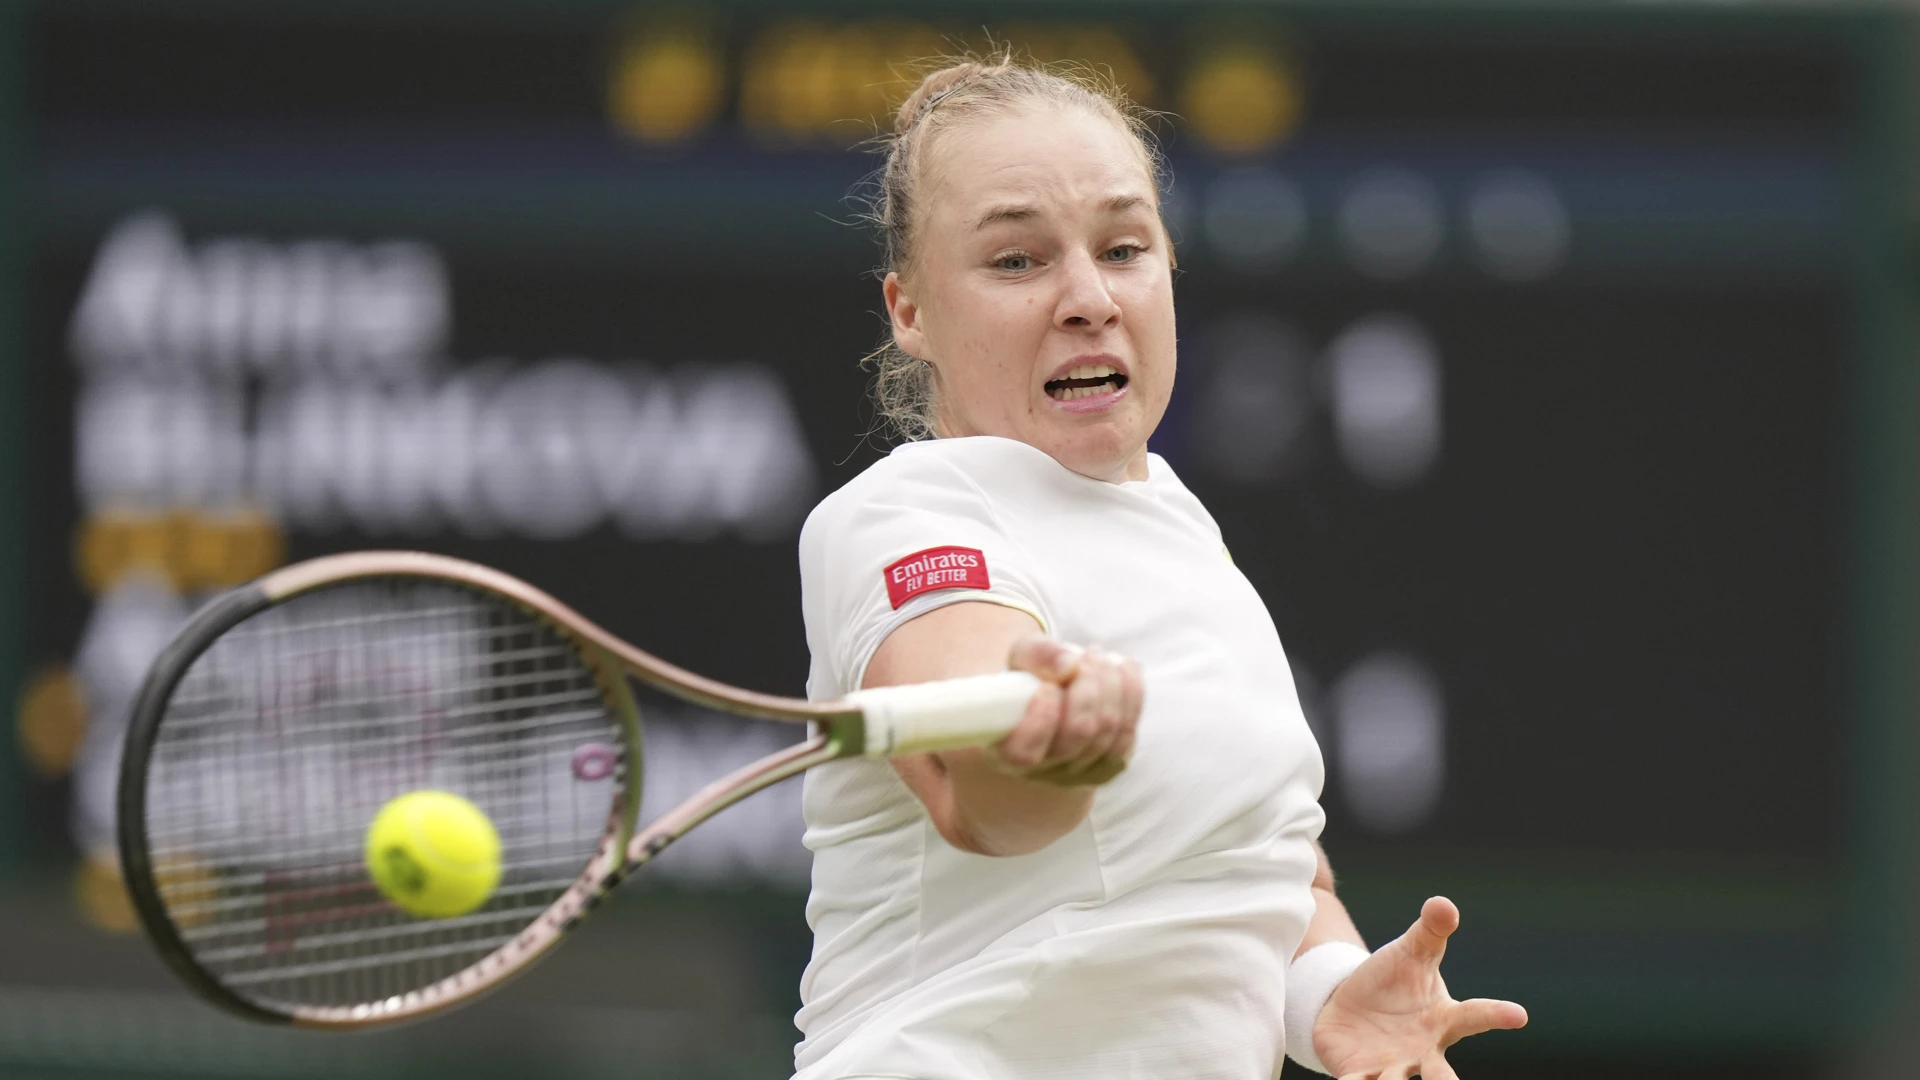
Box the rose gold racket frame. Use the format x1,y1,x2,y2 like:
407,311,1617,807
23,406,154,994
126,551,870,1030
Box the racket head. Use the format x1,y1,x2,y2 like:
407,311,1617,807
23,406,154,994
116,553,643,1029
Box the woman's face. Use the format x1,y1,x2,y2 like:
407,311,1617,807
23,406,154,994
885,104,1175,483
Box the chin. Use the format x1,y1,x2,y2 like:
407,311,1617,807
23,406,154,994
1036,420,1147,480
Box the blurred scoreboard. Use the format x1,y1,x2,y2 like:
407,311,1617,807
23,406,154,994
6,0,1915,1058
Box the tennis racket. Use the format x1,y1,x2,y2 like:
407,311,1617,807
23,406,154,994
115,550,1039,1030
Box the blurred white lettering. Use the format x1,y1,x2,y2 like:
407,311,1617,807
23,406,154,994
69,212,816,542
80,360,816,541
69,212,449,376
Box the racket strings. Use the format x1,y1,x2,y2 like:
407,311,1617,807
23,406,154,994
140,579,629,1013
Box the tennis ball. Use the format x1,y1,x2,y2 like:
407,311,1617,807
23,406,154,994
365,790,501,919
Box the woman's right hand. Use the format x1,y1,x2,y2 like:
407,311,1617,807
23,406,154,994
989,634,1143,786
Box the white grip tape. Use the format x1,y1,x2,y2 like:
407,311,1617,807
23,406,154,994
845,670,1042,757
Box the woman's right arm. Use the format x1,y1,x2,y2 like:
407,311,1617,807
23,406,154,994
863,600,1143,857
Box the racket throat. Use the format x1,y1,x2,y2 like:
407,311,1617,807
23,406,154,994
620,733,840,868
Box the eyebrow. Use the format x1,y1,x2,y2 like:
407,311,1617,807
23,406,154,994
972,204,1040,231
971,194,1153,232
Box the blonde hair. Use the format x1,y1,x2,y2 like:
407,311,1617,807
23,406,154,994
861,53,1166,442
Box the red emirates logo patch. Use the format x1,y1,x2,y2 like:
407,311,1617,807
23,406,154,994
884,546,990,609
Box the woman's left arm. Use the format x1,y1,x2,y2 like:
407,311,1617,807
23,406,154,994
1292,843,1528,1079
1296,841,1365,957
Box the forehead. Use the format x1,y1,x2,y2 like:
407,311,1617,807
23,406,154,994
922,104,1155,224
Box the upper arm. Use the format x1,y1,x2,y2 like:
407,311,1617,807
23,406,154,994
862,600,1046,690
864,600,1045,838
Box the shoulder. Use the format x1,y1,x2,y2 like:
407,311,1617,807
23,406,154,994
842,436,1060,498
1144,454,1226,544
802,437,1060,551
797,439,1064,693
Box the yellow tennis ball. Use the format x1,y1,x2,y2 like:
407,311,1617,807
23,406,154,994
365,790,501,919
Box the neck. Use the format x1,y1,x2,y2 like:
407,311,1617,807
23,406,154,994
1090,446,1151,484
927,422,1149,484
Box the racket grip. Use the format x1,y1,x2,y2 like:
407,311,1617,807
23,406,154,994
846,670,1042,758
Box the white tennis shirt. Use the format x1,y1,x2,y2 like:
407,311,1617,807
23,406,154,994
793,435,1326,1080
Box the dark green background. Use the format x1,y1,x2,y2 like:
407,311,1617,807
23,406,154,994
1,3,1915,1078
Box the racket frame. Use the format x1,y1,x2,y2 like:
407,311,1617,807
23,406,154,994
118,551,866,1030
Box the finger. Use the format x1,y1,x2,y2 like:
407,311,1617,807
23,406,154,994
1006,634,1084,684
995,682,1064,769
1065,651,1125,772
1117,657,1145,725
1053,647,1125,765
1101,658,1142,766
1443,998,1529,1044
1377,1067,1413,1080
1404,895,1460,963
1419,1055,1461,1080
1047,658,1105,762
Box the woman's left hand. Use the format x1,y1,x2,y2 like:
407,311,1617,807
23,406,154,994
1311,897,1527,1080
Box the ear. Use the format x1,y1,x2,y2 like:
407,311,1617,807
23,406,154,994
883,271,929,361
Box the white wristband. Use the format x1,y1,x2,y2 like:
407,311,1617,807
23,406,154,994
1283,942,1371,1075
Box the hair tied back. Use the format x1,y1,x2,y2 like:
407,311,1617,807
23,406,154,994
915,85,964,123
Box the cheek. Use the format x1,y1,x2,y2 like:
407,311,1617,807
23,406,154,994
957,288,1051,364
929,287,1046,408
1126,278,1178,359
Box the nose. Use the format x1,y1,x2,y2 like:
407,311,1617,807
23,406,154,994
1054,251,1121,331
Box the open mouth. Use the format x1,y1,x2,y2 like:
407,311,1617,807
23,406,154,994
1044,364,1130,402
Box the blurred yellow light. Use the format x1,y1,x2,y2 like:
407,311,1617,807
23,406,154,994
997,23,1155,106
75,853,139,935
1183,47,1301,155
1072,26,1156,105
870,20,947,103
742,22,816,140
75,509,169,595
75,508,287,595
744,19,946,146
610,27,726,142
834,25,886,129
17,666,87,779
178,508,285,592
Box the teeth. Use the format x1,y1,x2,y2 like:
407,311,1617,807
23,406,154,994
1045,363,1127,401
1051,384,1120,401
1062,364,1118,380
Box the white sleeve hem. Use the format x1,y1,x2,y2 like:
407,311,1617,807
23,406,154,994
1283,941,1371,1075
845,592,1049,693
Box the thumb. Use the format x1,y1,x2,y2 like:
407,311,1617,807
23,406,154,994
1007,634,1083,685
1402,895,1459,964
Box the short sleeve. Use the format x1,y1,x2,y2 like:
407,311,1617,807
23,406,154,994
799,451,1055,699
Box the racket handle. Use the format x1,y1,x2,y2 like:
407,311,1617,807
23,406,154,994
847,670,1042,757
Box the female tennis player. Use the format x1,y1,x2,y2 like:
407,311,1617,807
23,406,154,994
793,57,1526,1080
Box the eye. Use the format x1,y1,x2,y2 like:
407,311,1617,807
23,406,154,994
995,253,1034,272
1104,244,1143,263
